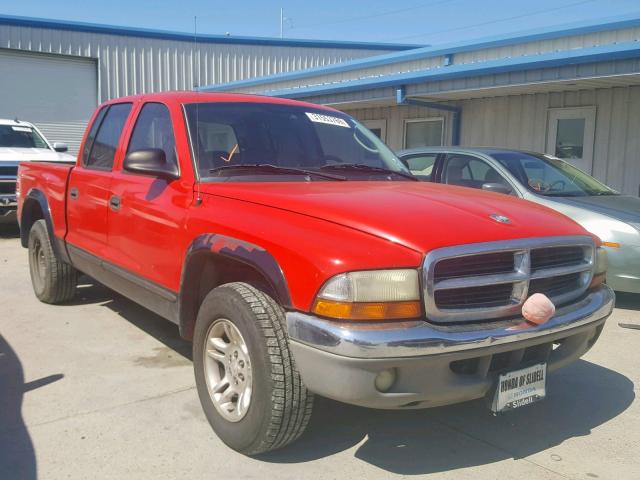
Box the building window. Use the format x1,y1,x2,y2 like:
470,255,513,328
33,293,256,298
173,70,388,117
404,118,444,148
361,119,387,143
546,107,596,173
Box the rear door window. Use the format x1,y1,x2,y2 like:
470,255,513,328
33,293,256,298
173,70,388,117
84,103,132,171
81,107,108,166
403,153,437,179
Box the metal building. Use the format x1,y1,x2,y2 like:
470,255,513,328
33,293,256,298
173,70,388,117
204,14,640,196
0,15,417,153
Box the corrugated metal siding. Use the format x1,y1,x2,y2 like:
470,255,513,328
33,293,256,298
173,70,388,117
0,24,391,102
454,26,640,65
228,56,444,94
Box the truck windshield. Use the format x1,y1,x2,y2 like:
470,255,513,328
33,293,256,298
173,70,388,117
492,151,617,197
0,125,49,149
184,102,410,181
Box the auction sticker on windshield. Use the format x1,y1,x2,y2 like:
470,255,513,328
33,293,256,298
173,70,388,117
305,112,350,128
492,363,546,413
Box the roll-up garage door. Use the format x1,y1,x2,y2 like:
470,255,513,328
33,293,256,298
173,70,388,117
0,49,98,155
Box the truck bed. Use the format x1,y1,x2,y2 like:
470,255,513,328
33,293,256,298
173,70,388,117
18,161,73,242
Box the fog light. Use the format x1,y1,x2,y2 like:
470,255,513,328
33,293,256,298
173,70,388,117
374,368,396,392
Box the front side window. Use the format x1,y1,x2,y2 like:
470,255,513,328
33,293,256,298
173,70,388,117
492,151,617,197
0,124,49,149
184,102,410,182
443,154,509,190
85,103,132,170
127,103,178,168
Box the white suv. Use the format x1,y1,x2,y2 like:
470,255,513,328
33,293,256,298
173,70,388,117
0,119,75,223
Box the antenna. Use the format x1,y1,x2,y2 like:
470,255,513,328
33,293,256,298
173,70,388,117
193,15,202,206
279,9,293,38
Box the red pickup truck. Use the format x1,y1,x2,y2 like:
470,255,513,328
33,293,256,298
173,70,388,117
17,92,613,455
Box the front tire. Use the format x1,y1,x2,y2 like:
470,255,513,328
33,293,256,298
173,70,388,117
193,282,314,455
27,219,77,304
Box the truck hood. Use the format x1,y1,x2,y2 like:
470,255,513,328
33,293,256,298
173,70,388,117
0,147,74,162
200,182,591,252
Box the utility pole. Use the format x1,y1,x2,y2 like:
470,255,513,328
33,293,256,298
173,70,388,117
280,8,284,38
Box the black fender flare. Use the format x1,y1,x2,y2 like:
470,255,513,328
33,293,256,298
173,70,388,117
20,189,70,264
178,233,292,339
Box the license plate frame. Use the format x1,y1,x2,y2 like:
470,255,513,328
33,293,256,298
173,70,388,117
491,363,547,413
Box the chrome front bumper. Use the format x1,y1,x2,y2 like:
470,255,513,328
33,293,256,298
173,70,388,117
286,285,614,409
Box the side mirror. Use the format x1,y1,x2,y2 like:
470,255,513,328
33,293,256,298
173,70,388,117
123,148,179,180
52,142,68,153
482,182,513,195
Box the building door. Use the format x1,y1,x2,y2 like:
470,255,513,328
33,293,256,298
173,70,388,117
0,50,98,155
546,107,596,173
362,119,387,143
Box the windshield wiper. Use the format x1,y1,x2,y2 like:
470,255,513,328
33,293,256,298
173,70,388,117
319,163,418,181
209,164,346,181
592,191,619,196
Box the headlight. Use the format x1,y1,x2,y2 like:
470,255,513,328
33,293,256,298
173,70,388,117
590,247,607,289
312,269,421,320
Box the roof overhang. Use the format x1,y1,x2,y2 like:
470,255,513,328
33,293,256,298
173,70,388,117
258,41,640,100
201,13,640,93
311,71,640,110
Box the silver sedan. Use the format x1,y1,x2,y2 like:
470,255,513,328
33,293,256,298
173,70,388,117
397,147,640,294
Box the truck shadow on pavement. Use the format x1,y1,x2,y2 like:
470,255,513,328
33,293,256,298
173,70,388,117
261,362,635,475
0,335,63,480
614,292,640,311
0,224,20,239
68,278,193,360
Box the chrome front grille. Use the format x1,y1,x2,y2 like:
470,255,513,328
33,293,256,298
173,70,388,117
0,163,18,196
423,236,595,323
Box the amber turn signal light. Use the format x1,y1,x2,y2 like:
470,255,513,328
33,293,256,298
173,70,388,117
589,272,606,289
312,299,421,321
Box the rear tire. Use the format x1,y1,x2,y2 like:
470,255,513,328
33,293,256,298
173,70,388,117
193,282,314,455
28,219,77,304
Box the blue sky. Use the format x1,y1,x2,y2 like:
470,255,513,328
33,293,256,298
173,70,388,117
3,0,640,45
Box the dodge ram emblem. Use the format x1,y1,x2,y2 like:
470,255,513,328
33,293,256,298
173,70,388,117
490,214,511,224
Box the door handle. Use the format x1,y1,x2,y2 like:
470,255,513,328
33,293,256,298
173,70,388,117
109,195,121,211
69,187,79,200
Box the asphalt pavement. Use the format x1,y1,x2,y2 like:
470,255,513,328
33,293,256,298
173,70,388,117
1,224,638,480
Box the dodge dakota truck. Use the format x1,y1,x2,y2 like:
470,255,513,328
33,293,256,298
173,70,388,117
17,92,614,455
1,118,74,223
